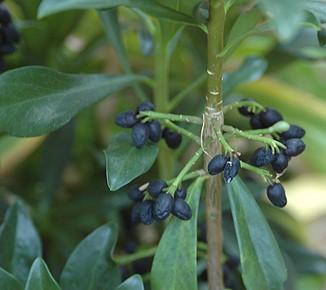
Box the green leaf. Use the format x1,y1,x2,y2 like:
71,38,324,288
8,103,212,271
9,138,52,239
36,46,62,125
38,0,196,24
226,177,287,290
151,178,205,290
116,275,144,290
60,223,121,290
0,66,145,137
0,201,42,285
104,133,158,191
0,268,23,290
25,258,61,290
305,0,326,23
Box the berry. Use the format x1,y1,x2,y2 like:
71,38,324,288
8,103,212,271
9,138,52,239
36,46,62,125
115,111,138,128
3,24,20,43
148,121,162,143
0,43,15,54
224,157,240,183
139,200,154,225
153,193,174,221
137,101,155,112
280,124,305,140
259,107,283,127
128,186,144,202
207,154,227,175
251,147,275,167
162,128,182,149
271,152,289,173
147,179,167,198
226,255,240,269
132,123,149,148
131,203,142,223
0,5,11,24
249,115,264,129
267,183,287,208
175,187,187,199
238,98,255,117
284,138,305,157
173,198,192,220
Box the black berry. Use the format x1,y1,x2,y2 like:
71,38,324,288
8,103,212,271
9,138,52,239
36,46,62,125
139,200,154,225
147,179,167,198
137,101,155,112
162,128,182,149
259,107,283,127
208,154,227,175
115,111,138,128
284,138,305,157
238,98,255,117
2,24,20,43
271,152,289,173
175,187,187,199
251,147,275,167
0,43,15,54
153,193,174,221
132,123,149,148
128,186,144,202
267,183,287,208
280,124,305,140
224,156,240,183
148,121,162,143
173,198,192,220
249,115,264,129
0,5,11,24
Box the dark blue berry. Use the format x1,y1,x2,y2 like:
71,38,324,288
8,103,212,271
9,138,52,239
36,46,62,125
238,98,255,116
250,115,264,129
2,24,20,43
128,186,144,202
259,107,283,127
0,5,11,24
115,111,138,128
148,179,167,198
284,138,305,157
163,128,182,149
175,187,187,199
137,101,155,112
272,152,289,173
153,193,174,221
132,123,149,148
224,156,240,183
208,154,227,175
0,43,15,54
267,183,287,208
280,124,305,140
148,121,162,143
251,147,275,167
173,198,192,220
139,200,154,225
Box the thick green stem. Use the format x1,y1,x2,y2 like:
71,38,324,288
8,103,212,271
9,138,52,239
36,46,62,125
139,111,202,124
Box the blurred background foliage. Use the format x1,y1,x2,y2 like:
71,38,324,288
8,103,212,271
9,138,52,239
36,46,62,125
0,0,325,289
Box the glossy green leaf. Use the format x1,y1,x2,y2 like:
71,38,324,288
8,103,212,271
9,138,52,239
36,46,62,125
60,223,120,290
116,275,144,290
0,66,145,137
151,178,205,290
25,258,61,290
104,133,158,191
226,177,287,290
38,0,196,24
0,268,23,290
0,201,42,284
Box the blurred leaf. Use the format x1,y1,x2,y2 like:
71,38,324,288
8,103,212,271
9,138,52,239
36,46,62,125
116,275,144,290
25,258,61,290
0,66,145,137
60,223,121,290
305,0,326,23
303,12,321,30
104,133,158,191
226,177,287,290
296,275,326,290
0,268,23,290
151,177,205,290
0,201,42,284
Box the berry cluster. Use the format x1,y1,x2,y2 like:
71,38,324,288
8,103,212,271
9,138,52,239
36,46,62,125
115,101,182,149
128,180,192,225
0,2,20,72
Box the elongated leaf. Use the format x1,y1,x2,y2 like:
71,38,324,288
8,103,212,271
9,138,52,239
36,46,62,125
305,0,326,23
0,268,23,290
38,0,196,24
116,275,144,290
0,201,42,284
60,223,120,290
226,177,287,290
151,178,205,290
0,66,145,137
104,133,158,191
25,258,61,290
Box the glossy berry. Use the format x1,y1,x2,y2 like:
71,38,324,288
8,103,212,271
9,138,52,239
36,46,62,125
251,147,275,167
139,200,154,225
173,198,192,220
115,111,138,128
280,124,305,140
207,154,227,175
137,101,155,112
0,5,11,24
259,107,283,127
128,186,144,202
272,152,289,173
162,128,182,149
238,99,255,117
132,123,149,148
131,203,142,223
249,115,264,129
224,157,240,183
267,183,287,208
148,179,167,198
175,187,187,199
284,138,305,157
148,121,162,143
153,193,174,221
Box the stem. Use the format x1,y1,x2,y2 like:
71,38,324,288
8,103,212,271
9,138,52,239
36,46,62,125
114,247,156,265
240,161,273,183
223,100,264,114
163,120,201,144
139,111,202,125
205,1,225,289
215,129,233,153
